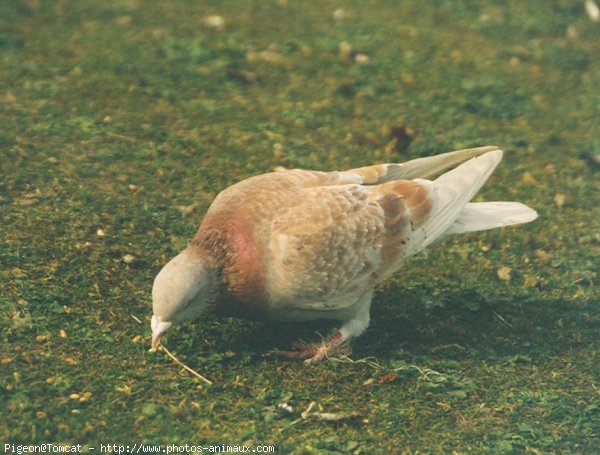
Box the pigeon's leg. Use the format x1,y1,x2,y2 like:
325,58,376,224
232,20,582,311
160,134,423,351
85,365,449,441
304,292,372,364
269,292,373,364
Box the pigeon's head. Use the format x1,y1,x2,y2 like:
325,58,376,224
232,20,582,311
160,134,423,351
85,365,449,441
151,248,213,348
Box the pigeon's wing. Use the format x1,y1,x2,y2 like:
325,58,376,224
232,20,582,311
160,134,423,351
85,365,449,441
264,173,434,310
265,149,505,311
346,145,498,184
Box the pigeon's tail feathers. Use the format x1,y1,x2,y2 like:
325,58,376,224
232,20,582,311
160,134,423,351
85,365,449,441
442,202,538,237
348,146,499,184
388,145,500,181
417,149,504,250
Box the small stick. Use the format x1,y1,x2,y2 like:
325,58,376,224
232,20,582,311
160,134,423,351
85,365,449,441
493,311,513,328
159,344,214,385
301,401,316,419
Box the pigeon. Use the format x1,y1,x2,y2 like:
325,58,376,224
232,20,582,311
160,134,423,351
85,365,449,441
151,146,537,363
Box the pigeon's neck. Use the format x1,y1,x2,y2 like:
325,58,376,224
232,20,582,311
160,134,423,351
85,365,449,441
191,222,270,316
190,228,229,267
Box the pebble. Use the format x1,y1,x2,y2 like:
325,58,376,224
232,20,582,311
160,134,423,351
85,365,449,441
585,0,600,21
202,15,225,31
355,53,370,65
277,402,295,414
333,8,346,21
122,253,135,264
339,41,352,61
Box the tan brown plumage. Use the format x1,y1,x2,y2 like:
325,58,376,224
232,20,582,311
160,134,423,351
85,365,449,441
151,146,537,363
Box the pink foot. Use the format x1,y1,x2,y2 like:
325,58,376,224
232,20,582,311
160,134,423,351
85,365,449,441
267,332,351,364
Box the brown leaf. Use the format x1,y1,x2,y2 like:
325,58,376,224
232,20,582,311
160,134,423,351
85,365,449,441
389,125,416,153
497,266,511,282
379,373,398,383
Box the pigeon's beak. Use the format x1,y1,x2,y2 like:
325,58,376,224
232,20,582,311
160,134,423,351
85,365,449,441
151,314,172,349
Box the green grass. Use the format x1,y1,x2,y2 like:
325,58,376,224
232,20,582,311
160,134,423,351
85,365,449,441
1,0,598,452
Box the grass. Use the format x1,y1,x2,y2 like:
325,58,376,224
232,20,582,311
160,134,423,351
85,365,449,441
1,0,598,452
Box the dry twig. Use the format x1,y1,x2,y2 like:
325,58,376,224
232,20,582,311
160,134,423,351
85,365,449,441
158,344,214,385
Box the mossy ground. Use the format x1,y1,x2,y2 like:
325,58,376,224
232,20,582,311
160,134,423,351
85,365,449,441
1,0,598,453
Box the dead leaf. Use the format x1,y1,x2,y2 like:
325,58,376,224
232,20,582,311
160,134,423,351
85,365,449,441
521,171,538,186
553,193,566,207
497,266,511,282
535,249,552,265
315,411,361,422
379,373,398,383
115,385,132,394
523,274,540,288
389,124,416,153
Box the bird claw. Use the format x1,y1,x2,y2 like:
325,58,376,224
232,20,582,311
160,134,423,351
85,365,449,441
265,344,319,361
267,331,351,364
